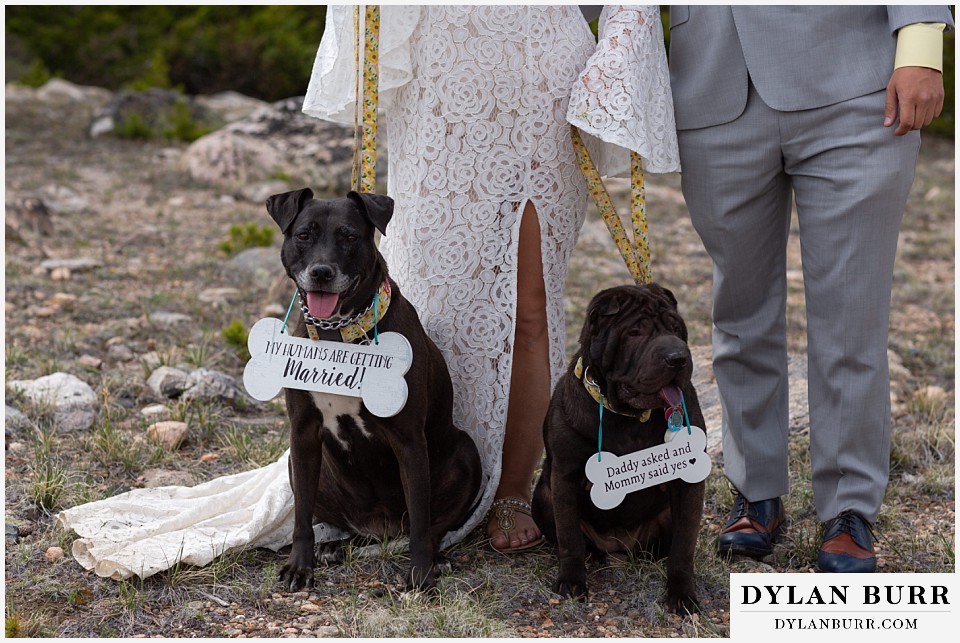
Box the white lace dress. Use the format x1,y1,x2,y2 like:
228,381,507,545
305,4,679,546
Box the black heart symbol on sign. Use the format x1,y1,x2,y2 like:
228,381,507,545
689,458,696,465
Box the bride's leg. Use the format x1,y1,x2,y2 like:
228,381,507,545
487,199,549,550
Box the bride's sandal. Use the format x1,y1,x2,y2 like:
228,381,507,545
487,498,545,553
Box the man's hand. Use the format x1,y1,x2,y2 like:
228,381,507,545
884,66,945,136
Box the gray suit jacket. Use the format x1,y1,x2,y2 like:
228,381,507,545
668,5,954,130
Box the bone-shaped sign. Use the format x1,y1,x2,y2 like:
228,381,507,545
242,317,413,417
585,427,711,510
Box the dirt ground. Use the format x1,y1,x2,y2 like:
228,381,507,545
3,85,955,637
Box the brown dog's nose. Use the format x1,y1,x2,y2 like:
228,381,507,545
664,352,688,369
310,264,336,282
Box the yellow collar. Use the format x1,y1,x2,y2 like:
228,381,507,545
575,356,651,422
304,279,392,343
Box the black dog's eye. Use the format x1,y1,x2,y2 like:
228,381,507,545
295,231,310,241
337,226,359,243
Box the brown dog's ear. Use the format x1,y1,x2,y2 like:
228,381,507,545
347,191,394,236
265,188,313,234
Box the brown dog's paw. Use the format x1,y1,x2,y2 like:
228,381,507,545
553,577,588,602
279,561,315,593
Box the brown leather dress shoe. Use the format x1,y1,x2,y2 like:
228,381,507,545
717,494,786,558
816,511,876,573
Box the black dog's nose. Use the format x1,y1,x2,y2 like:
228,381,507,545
664,352,688,369
309,264,336,282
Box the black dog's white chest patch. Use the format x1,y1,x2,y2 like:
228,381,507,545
309,392,369,450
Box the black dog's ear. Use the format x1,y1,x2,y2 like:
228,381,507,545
266,188,313,234
347,191,394,236
646,282,678,309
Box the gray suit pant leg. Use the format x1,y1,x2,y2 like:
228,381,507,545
679,86,919,522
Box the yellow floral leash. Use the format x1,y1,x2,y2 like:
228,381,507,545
570,127,652,285
352,4,380,193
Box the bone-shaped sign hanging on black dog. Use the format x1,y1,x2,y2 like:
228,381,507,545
585,427,711,510
242,317,412,417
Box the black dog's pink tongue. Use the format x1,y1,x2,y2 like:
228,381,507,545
306,291,339,319
659,384,683,408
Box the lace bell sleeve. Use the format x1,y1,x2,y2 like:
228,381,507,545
302,5,421,124
567,5,681,176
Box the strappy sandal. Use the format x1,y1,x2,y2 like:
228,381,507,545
487,498,545,553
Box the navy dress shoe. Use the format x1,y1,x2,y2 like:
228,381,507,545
717,494,786,558
816,510,877,573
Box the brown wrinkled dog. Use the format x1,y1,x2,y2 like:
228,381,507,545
532,283,706,613
265,188,482,592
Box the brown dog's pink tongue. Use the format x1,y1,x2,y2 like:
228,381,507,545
306,291,339,319
659,384,682,408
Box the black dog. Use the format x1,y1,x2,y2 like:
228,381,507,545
532,283,706,613
265,188,482,592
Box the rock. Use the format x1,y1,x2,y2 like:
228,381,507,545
239,180,291,205
147,311,192,325
200,453,220,463
37,184,90,214
195,91,270,123
229,247,283,290
6,372,98,432
45,546,65,562
5,405,33,432
147,366,191,399
140,468,195,488
106,343,135,362
147,420,189,450
181,368,246,406
89,88,225,139
78,354,103,369
197,287,241,306
35,78,111,105
6,524,19,544
181,96,384,194
140,404,170,420
40,257,102,273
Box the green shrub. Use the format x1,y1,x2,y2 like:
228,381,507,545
218,223,275,256
221,320,250,361
113,112,155,140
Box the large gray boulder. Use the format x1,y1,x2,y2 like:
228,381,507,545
181,96,386,196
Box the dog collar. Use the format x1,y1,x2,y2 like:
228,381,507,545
574,357,652,422
301,279,391,343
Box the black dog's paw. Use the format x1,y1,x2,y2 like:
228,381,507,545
404,564,438,593
278,563,315,593
553,576,588,602
434,553,453,576
664,590,700,615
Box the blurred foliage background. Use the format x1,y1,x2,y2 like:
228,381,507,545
5,5,326,102
4,5,954,137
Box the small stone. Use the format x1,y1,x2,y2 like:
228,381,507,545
41,257,102,272
6,524,19,544
107,343,135,362
140,404,169,420
200,452,220,463
50,267,71,280
147,420,189,450
148,311,192,325
45,546,65,562
316,626,340,637
33,306,57,317
300,602,321,613
147,366,190,399
79,355,103,369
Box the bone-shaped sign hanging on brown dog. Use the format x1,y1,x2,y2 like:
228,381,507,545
585,428,711,510
242,317,412,417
